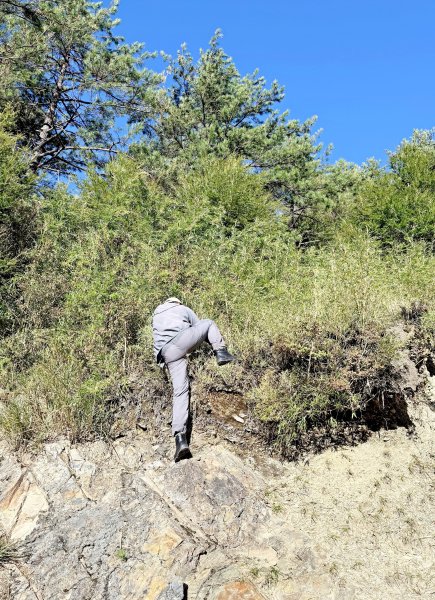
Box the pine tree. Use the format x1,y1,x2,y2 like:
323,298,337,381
136,31,332,232
0,0,159,174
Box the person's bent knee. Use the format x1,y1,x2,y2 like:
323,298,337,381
198,318,213,327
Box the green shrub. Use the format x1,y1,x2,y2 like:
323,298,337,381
0,151,433,451
0,111,37,333
354,130,435,250
192,229,434,453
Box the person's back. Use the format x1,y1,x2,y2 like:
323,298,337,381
151,297,235,462
152,298,199,364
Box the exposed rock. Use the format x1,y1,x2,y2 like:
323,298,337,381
0,436,332,600
387,323,424,394
0,470,48,541
215,580,265,599
391,350,421,394
0,570,10,598
157,580,185,599
0,377,433,599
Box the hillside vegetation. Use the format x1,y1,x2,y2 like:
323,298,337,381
0,1,434,455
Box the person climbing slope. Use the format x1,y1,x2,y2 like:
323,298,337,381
152,297,235,462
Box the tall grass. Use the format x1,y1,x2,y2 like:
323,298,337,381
0,154,433,451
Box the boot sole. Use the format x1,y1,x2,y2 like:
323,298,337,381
174,447,192,463
217,358,235,366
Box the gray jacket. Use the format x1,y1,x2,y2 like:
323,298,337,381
152,300,199,364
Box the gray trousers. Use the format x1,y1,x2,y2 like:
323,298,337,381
161,319,225,435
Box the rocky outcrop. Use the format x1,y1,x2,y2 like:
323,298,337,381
0,435,336,600
1,377,434,600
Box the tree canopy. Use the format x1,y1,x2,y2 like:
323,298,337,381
0,0,159,174
135,31,334,232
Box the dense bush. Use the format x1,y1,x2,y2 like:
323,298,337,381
354,130,435,250
0,113,37,333
0,149,433,450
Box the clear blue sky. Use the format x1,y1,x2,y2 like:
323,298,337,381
117,0,435,165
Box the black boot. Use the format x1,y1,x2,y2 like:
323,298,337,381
174,432,191,463
214,347,235,366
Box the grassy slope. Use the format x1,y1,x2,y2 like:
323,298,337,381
0,151,434,452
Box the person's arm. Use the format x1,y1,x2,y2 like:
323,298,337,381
185,306,200,326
